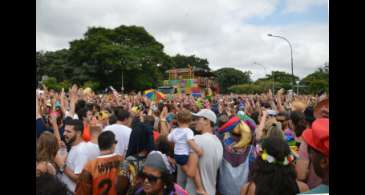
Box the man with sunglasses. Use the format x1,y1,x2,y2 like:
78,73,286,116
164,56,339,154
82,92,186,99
184,109,223,195
75,131,123,195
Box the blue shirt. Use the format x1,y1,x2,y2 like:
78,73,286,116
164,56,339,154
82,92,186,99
36,118,67,140
36,118,53,138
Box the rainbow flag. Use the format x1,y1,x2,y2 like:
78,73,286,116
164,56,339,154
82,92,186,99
144,89,166,102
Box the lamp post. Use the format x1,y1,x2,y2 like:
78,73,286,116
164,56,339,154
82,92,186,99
254,62,274,93
268,33,294,90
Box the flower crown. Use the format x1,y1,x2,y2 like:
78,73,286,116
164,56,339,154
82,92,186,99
256,145,295,166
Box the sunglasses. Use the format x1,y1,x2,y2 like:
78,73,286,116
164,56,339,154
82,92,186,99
140,172,161,183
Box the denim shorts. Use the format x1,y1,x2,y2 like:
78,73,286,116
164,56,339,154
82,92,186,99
174,154,189,166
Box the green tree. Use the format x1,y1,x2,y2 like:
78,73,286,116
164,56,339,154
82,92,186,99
42,77,60,91
257,71,300,90
36,49,70,83
214,68,252,94
229,79,276,94
171,54,210,70
300,63,329,94
36,25,214,91
67,25,173,91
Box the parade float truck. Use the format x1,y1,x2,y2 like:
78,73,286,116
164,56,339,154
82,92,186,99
157,66,219,97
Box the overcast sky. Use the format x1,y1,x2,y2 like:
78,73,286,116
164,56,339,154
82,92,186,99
36,0,328,80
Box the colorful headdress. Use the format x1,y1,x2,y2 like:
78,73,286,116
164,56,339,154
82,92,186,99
256,144,295,166
218,116,252,148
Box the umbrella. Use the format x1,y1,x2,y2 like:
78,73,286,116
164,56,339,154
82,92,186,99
144,89,166,102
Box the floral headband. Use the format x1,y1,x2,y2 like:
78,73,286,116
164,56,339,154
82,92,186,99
256,145,295,166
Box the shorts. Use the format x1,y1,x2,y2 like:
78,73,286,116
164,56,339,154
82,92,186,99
174,154,189,166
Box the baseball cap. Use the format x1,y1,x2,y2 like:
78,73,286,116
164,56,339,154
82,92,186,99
302,118,329,156
144,151,174,174
192,109,217,124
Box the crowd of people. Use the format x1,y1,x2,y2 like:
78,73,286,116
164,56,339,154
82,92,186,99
36,84,329,195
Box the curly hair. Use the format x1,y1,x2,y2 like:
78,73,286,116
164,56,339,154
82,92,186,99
248,137,299,195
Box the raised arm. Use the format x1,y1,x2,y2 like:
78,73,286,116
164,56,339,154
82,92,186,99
36,92,42,119
69,85,78,118
159,106,170,136
50,112,62,146
60,88,66,115
275,89,285,112
255,109,267,141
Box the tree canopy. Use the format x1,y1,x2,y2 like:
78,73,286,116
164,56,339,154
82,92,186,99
171,54,210,70
214,68,252,93
300,63,329,94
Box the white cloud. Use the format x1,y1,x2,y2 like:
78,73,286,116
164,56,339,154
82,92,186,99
283,0,328,14
36,0,328,80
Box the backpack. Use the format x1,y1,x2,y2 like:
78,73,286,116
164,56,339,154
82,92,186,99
118,155,146,194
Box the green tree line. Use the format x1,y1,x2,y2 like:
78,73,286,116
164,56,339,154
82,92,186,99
36,25,328,94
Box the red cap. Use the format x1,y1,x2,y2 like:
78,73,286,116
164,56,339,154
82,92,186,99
302,118,329,156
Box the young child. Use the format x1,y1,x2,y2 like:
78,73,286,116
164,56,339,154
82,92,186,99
167,109,206,195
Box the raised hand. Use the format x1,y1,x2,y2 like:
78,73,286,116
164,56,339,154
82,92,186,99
50,111,58,126
36,92,41,118
268,89,273,100
160,106,168,120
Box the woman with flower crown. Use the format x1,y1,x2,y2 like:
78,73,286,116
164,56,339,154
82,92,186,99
240,137,309,195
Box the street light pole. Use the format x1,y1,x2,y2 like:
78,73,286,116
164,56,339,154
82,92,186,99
268,33,294,91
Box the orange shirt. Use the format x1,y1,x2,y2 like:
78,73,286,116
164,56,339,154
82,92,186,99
82,122,91,142
75,154,123,195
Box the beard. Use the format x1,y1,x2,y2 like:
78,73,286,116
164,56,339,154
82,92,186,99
65,134,76,146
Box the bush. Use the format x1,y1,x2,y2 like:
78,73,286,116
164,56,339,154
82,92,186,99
42,78,100,92
59,80,72,90
229,80,276,94
82,81,100,91
42,77,62,91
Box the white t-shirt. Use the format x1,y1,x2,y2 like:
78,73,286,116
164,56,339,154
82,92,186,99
186,133,223,195
85,142,100,160
103,123,131,157
59,141,97,192
168,127,195,155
